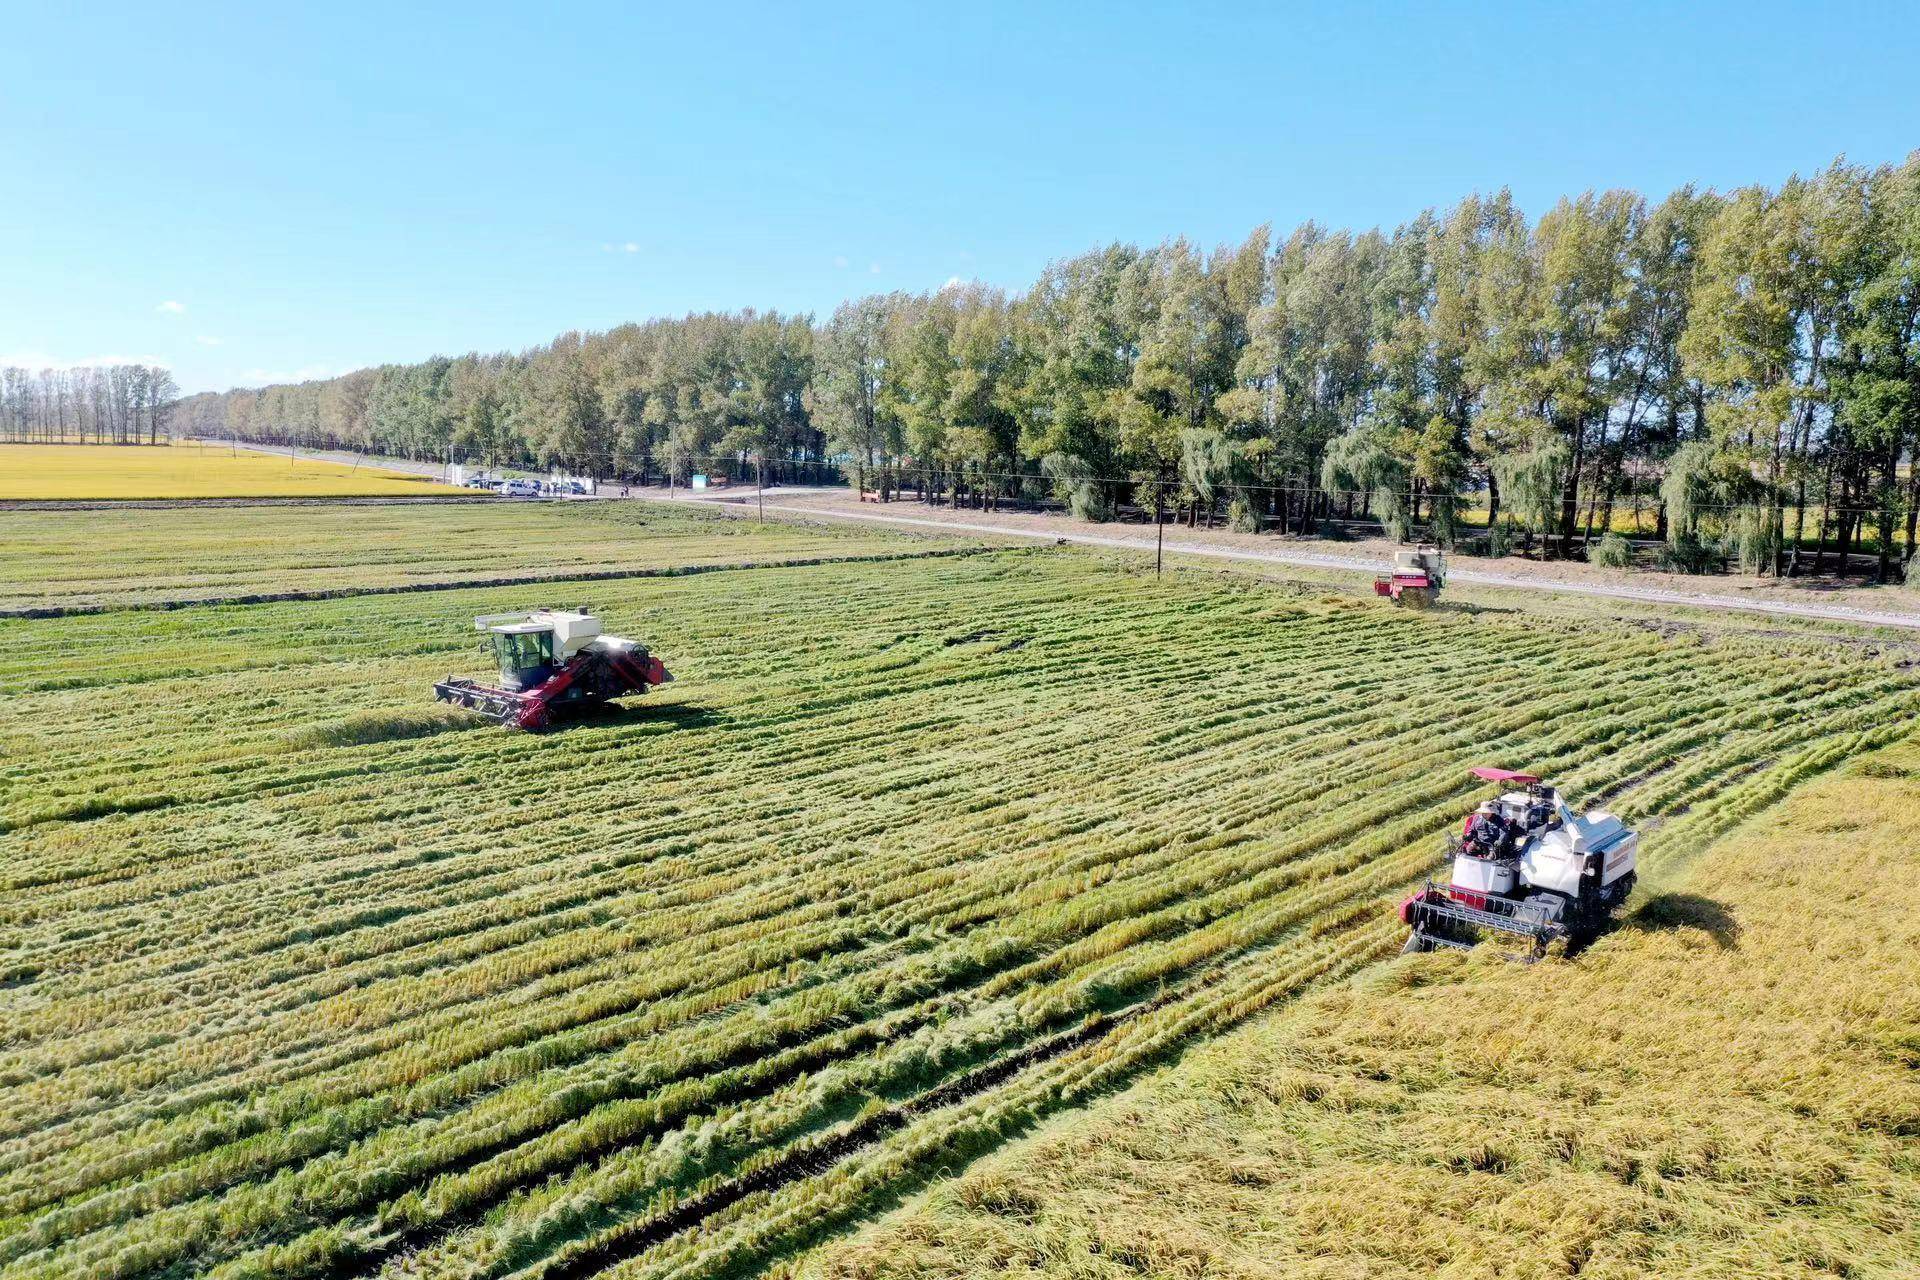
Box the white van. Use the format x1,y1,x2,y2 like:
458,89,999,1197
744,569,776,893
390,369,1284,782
499,479,541,498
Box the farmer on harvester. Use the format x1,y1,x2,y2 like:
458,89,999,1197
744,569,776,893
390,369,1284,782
1461,802,1513,858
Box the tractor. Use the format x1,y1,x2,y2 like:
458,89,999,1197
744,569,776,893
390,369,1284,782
1399,768,1639,959
435,609,671,730
1374,544,1445,608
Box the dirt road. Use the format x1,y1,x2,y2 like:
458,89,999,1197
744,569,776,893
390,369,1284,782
669,490,1920,634
213,441,1920,632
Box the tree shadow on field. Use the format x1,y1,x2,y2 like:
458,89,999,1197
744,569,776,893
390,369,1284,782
1626,892,1741,949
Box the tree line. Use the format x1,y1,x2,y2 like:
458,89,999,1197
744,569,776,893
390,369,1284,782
175,154,1920,578
2,365,182,445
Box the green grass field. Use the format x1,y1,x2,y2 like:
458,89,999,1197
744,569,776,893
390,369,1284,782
0,443,438,500
4,514,1916,1280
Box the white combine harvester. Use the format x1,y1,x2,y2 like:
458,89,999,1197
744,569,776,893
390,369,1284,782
1399,767,1638,958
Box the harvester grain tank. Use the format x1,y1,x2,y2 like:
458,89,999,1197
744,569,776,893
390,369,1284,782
1399,767,1638,958
1374,543,1445,607
434,609,671,730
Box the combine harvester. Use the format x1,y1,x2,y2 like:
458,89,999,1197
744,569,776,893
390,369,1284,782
435,609,672,730
1400,767,1638,958
1373,543,1445,608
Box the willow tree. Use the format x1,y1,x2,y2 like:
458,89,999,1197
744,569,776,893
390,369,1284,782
1490,433,1569,553
1322,424,1411,540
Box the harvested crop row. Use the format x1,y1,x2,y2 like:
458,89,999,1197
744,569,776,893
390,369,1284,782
0,500,982,612
1,549,1910,1280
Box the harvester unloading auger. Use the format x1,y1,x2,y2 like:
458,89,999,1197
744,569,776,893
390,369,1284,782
435,609,672,730
1399,767,1638,959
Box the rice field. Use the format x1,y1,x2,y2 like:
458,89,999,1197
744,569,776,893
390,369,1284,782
0,444,442,500
0,502,980,611
3,539,1915,1280
812,738,1920,1280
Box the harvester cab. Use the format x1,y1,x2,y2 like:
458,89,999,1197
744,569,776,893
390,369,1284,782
1374,543,1444,608
1399,767,1638,959
435,609,671,730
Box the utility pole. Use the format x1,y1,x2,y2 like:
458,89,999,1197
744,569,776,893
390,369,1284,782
1155,471,1167,576
757,449,765,521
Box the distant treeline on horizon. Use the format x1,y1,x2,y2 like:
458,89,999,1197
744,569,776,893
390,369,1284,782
150,153,1920,575
1,364,182,447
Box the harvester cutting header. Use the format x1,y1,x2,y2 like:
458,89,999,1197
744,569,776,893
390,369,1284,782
435,609,671,730
1400,767,1638,958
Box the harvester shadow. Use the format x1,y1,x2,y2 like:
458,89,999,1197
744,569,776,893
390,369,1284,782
545,701,724,734
1624,892,1741,949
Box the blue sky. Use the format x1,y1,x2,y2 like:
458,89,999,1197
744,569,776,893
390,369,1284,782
3,1,1916,394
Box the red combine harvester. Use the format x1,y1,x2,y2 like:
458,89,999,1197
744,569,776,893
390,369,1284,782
434,609,672,730
1373,544,1445,608
1399,767,1639,959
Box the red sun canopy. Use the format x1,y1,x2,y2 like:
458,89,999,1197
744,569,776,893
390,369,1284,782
1469,766,1540,784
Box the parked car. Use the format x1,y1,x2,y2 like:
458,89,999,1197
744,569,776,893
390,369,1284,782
499,478,541,497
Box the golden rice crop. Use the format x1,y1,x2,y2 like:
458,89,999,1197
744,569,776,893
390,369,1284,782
0,443,439,500
808,738,1920,1280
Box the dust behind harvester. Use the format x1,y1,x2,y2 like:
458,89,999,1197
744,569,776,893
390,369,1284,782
435,608,672,730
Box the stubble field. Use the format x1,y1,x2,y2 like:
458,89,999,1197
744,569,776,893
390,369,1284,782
3,507,1917,1280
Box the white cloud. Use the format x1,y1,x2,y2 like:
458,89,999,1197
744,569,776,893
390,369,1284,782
869,262,882,274
156,300,186,315
943,275,964,289
195,335,222,346
833,255,850,269
624,242,639,253
0,350,169,370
